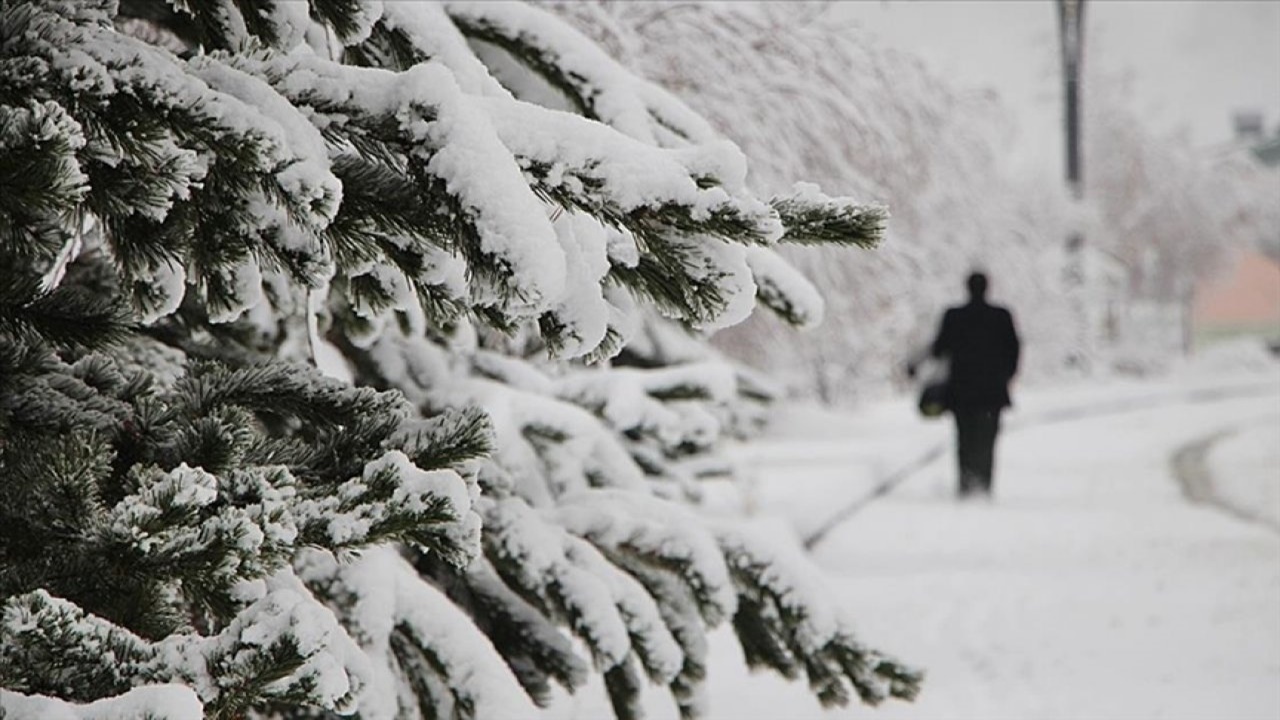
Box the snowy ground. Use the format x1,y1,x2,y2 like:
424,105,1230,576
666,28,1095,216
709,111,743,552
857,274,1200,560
1209,419,1280,529
557,343,1280,719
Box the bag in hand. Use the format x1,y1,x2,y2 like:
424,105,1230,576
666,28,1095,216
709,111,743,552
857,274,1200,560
917,380,948,418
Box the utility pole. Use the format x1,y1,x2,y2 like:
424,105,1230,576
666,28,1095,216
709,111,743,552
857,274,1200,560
1057,0,1088,369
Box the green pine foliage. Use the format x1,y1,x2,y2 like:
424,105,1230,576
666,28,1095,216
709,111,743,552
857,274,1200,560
0,1,920,718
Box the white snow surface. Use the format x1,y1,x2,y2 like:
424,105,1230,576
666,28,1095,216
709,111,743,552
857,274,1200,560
744,246,825,329
546,211,613,358
444,376,648,502
380,2,512,99
0,685,203,720
188,55,342,226
549,356,1280,719
134,258,187,325
556,489,738,625
444,1,720,147
1209,417,1280,529
294,546,537,720
411,68,567,314
478,97,772,230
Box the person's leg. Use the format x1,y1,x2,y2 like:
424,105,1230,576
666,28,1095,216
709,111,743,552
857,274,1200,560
974,410,1001,495
954,410,977,497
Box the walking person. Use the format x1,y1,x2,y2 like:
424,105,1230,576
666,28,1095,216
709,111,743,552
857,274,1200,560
918,271,1020,498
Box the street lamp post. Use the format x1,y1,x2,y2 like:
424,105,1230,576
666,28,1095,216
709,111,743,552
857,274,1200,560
1058,0,1088,369
1059,0,1085,201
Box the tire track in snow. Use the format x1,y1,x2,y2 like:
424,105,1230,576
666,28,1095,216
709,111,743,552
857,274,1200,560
803,379,1280,549
1171,425,1280,534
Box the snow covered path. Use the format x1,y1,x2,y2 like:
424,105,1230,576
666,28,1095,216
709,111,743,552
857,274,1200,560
700,366,1280,720
815,392,1280,720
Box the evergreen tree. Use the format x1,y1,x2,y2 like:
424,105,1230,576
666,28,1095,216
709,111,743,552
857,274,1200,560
0,2,920,718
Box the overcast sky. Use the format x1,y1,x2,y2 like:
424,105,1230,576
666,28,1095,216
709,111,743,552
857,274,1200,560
837,0,1280,176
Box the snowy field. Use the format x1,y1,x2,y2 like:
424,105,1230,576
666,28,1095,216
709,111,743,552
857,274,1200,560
555,344,1280,720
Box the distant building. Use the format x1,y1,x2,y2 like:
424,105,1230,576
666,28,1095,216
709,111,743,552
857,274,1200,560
1192,249,1280,348
1191,113,1280,350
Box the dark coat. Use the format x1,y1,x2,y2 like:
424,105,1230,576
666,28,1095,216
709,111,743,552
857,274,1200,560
930,300,1020,410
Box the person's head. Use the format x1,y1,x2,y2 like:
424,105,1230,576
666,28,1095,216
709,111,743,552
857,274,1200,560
966,271,988,302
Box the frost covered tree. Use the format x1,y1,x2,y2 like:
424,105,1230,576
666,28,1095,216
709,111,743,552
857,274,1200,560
0,2,920,719
553,1,1280,392
548,1,1071,400
1087,75,1280,303
1066,71,1280,365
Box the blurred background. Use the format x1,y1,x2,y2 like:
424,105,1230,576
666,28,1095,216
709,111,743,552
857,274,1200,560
550,0,1280,405
535,5,1280,718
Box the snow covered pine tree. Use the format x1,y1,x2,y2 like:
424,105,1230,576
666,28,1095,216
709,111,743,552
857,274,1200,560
0,2,921,719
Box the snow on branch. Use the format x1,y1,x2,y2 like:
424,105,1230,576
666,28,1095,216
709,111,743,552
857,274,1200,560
445,0,719,147
0,586,369,717
554,361,735,456
556,489,737,627
480,97,776,244
295,546,537,720
293,450,482,565
480,496,634,671
416,553,591,706
771,182,887,248
1,2,339,322
440,374,648,502
354,2,513,98
463,492,687,720
563,534,684,685
225,47,568,318
745,246,827,329
0,685,203,720
715,524,923,709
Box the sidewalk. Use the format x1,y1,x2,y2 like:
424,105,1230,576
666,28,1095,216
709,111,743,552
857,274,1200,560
707,359,1280,720
730,355,1280,544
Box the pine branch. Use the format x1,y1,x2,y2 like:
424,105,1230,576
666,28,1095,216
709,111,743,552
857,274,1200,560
481,498,633,671
389,406,495,471
745,246,826,328
447,12,594,118
0,590,158,702
0,5,920,719
226,48,546,319
150,0,284,51
296,451,480,566
415,553,590,706
2,579,368,716
0,272,132,352
603,549,711,720
446,2,710,145
603,658,645,720
717,528,924,710
770,185,888,248
344,17,432,72
519,153,775,249
172,361,410,431
0,101,87,266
